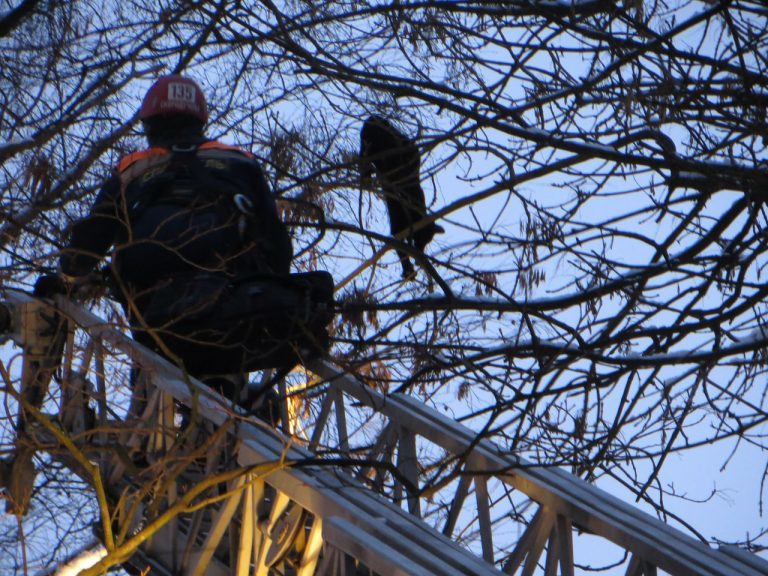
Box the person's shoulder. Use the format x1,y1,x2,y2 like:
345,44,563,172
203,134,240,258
117,146,170,173
199,140,255,160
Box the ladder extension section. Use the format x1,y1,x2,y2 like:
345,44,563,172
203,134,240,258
1,290,766,576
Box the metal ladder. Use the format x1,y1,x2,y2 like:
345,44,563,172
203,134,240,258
1,289,766,576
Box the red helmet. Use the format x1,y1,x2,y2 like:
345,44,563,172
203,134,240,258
139,75,208,123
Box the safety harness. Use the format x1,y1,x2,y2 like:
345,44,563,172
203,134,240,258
117,141,257,237
112,142,335,373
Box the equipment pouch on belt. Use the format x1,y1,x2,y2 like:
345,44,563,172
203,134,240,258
136,271,334,375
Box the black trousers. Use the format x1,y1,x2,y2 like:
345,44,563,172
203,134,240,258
124,271,334,379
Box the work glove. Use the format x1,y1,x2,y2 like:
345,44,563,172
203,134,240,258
33,274,69,298
33,271,107,301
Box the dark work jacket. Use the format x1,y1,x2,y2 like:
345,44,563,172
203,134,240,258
61,138,293,301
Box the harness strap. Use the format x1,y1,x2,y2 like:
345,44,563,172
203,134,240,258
117,142,257,225
117,141,253,174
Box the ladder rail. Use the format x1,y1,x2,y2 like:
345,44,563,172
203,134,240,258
3,290,767,576
12,291,502,575
308,360,768,576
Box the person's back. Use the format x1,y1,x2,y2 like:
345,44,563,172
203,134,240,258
114,137,292,299
59,75,333,382
64,76,291,295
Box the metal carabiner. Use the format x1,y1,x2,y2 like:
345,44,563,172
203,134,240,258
233,193,255,216
171,144,198,153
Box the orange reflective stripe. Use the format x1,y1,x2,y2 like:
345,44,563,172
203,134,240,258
117,141,252,173
198,140,253,158
117,147,169,173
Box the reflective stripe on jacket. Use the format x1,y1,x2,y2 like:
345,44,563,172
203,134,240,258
116,141,255,190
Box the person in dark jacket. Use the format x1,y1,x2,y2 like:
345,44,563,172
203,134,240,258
59,75,333,393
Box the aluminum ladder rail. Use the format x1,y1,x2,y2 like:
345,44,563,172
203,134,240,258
1,289,503,575
3,289,768,575
306,360,768,576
